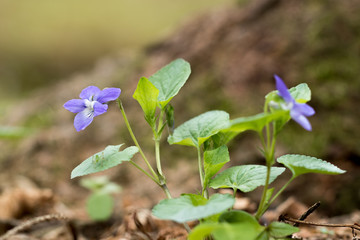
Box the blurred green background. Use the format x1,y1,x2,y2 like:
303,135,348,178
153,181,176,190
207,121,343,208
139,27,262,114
0,0,232,97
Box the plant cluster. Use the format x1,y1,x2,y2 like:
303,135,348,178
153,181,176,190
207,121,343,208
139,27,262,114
64,59,345,239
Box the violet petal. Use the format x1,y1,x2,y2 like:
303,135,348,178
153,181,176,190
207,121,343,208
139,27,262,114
294,103,315,117
80,86,101,100
63,99,86,113
290,110,312,131
275,75,293,103
74,109,94,131
93,102,108,117
95,88,121,103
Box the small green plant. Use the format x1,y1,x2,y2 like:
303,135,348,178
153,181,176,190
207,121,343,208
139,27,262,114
0,126,30,139
64,59,346,239
80,176,121,221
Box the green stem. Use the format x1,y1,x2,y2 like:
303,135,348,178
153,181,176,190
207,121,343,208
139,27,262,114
233,188,237,198
197,146,207,198
264,99,271,151
255,101,277,220
118,100,159,181
153,108,175,200
265,176,295,210
156,108,191,232
255,161,271,220
129,160,159,184
155,140,165,180
155,109,165,181
259,132,267,152
160,183,172,199
119,102,190,232
256,176,295,218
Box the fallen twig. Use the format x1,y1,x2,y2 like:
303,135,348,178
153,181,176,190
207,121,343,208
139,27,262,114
0,214,72,240
294,201,321,227
280,215,360,232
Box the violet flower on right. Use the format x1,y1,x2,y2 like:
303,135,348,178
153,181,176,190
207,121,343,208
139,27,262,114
274,75,315,131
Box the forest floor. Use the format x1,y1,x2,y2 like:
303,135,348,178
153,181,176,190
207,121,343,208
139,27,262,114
0,169,358,240
1,0,360,239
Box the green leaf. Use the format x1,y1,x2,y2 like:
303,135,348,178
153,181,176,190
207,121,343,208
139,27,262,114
204,131,237,150
86,193,114,221
204,145,230,188
80,176,121,194
212,223,264,240
71,145,139,179
225,112,284,133
289,83,311,103
209,165,285,192
266,83,312,104
188,223,220,240
80,176,108,190
148,58,191,106
267,221,299,237
203,213,222,223
133,77,159,127
168,110,230,147
214,111,287,146
152,193,234,223
256,188,275,218
189,222,264,240
264,187,274,205
219,210,259,226
277,154,346,178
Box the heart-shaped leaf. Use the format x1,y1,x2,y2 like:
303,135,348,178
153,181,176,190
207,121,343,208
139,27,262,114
266,83,312,103
219,210,259,226
204,131,238,150
71,145,139,179
86,193,114,221
223,111,286,134
152,193,234,223
277,154,346,178
80,176,121,194
133,77,159,126
267,221,299,237
189,221,264,240
205,112,287,148
204,145,230,188
168,110,230,147
209,165,285,192
289,83,311,103
148,58,191,107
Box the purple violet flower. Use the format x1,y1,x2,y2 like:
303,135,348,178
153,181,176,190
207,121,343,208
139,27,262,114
64,86,121,131
274,75,315,131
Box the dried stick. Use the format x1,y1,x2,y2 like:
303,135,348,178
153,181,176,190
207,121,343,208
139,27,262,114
0,214,71,240
294,201,321,227
280,215,360,232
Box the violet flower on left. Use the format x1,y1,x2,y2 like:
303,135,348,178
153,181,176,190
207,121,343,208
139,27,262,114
64,86,121,131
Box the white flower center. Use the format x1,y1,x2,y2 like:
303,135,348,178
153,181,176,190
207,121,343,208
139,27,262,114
84,99,96,110
280,101,294,111
83,99,96,118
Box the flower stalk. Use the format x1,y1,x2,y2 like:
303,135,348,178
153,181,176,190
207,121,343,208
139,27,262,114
154,109,166,183
117,100,159,183
255,101,277,220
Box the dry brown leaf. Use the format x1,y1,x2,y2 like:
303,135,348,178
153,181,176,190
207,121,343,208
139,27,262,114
0,188,54,219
